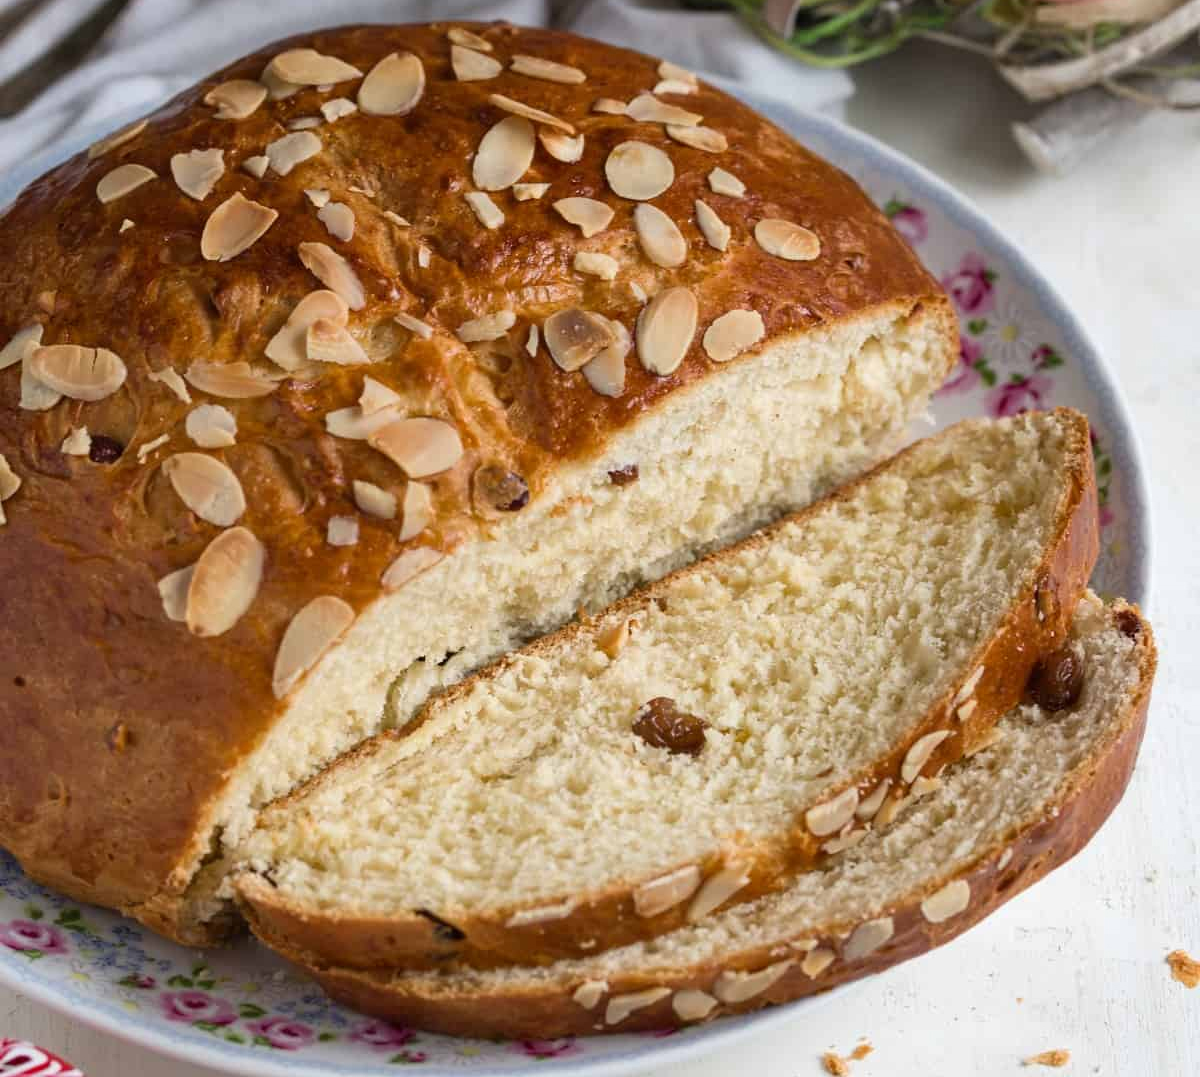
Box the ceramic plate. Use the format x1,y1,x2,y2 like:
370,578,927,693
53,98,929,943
0,85,1150,1077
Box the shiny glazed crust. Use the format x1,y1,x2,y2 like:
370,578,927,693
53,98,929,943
263,604,1155,1039
236,409,1099,969
0,23,953,942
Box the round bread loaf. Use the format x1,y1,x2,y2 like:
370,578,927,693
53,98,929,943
0,22,955,944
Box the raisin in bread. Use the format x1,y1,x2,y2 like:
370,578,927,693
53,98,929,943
254,594,1154,1037
234,408,1098,968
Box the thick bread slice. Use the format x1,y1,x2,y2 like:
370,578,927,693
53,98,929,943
236,409,1098,968
260,595,1155,1037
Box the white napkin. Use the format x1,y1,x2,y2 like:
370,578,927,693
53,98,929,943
0,0,851,177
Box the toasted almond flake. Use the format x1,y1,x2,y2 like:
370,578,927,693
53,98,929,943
272,595,355,698
694,199,731,252
243,155,269,178
636,286,696,376
672,990,717,1021
119,218,135,232
317,201,355,242
703,309,764,363
755,218,820,261
629,281,648,302
953,664,986,706
806,787,860,837
855,779,892,820
358,52,425,116
573,981,608,1010
1024,1050,1071,1068
539,129,584,163
654,78,696,96
265,290,349,371
605,140,674,201
902,729,953,784
659,59,699,85
61,426,92,456
592,97,627,114
327,515,359,547
353,479,397,519
369,417,463,478
474,116,536,191
714,961,793,1004
506,899,577,927
455,310,516,343
488,93,574,134
583,316,630,397
268,48,362,86
87,119,147,159
96,163,155,204
205,79,267,120
634,203,686,268
626,92,701,127
157,564,194,621
266,130,321,176
0,454,21,516
399,481,435,540
259,63,300,100
287,116,322,131
201,192,278,261
390,312,432,341
843,917,894,961
185,526,264,637
29,345,127,401
135,434,170,463
513,182,550,201
20,371,61,411
708,166,745,197
307,318,369,365
358,376,402,415
163,452,246,526
688,863,750,922
170,148,225,201
298,241,366,309
383,209,411,226
305,188,331,208
605,988,671,1026
417,244,431,268
822,828,867,855
667,124,727,153
382,546,444,590
544,308,614,371
185,360,280,399
511,54,586,84
573,251,619,280
348,182,375,198
16,329,59,412
0,324,42,372
464,191,504,230
184,404,237,448
921,879,971,923
451,44,502,81
801,947,835,978
447,26,493,50
553,197,613,238
633,865,701,917
957,698,979,723
321,97,358,122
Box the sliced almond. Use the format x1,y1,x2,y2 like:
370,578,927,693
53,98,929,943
417,244,431,268
157,564,194,621
582,316,629,396
605,141,674,201
506,899,577,928
369,417,463,478
805,786,859,837
694,199,731,251
687,863,750,922
163,452,246,526
708,166,745,197
394,312,434,340
305,188,331,208
20,340,62,411
957,698,979,723
473,116,535,191
0,324,43,372
633,864,701,917
626,92,701,127
399,480,434,540
306,319,369,365
592,97,627,114
658,59,698,85
634,203,686,268
510,54,586,84
61,426,92,456
135,434,169,463
381,546,444,590
259,64,300,101
525,324,539,357
539,129,584,163
855,779,892,820
146,366,191,403
464,191,504,230
288,116,322,131
553,197,613,238
170,148,225,201
672,990,717,1021
358,52,425,116
0,454,21,509
488,93,574,134
185,360,280,399
953,665,985,706
754,218,820,261
596,616,634,661
456,310,516,343
96,163,155,204
265,131,321,176
574,250,618,280
713,960,793,1004
87,119,147,159
544,308,614,371
272,595,355,698
921,879,970,923
29,345,127,401
320,97,357,122
204,79,267,120
703,309,764,364
843,917,894,961
201,192,278,261
636,286,696,376
451,44,502,81
267,48,362,86
327,515,359,547
317,201,356,242
654,78,696,96
359,376,401,415
667,124,727,152
186,404,237,448
447,26,493,50
901,729,953,784
326,405,399,440
298,242,366,309
266,289,349,371
242,155,269,178
353,479,397,519
573,981,608,1010
383,209,411,227
605,987,671,1027
801,948,835,978
185,526,265,637
513,182,550,201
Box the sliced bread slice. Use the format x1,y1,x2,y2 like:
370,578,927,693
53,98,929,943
235,409,1099,970
260,595,1155,1037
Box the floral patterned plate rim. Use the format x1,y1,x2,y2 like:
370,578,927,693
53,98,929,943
0,86,1150,1077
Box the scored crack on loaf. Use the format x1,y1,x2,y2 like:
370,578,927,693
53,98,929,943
234,409,1098,969
253,595,1156,1038
0,22,957,943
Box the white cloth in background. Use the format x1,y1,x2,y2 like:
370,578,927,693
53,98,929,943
0,0,851,176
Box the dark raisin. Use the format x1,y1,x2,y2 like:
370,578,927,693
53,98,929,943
608,464,639,486
1027,645,1085,712
632,698,708,756
1114,608,1141,640
416,909,465,942
106,722,130,753
88,435,124,464
473,465,530,512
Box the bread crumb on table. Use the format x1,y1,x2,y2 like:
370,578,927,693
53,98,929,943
1023,1049,1070,1067
1167,949,1200,988
821,1043,872,1074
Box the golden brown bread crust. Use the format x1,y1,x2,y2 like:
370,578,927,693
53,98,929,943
264,603,1155,1038
0,22,951,942
236,409,1099,969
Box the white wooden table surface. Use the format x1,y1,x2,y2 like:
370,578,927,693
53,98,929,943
3,41,1197,1077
